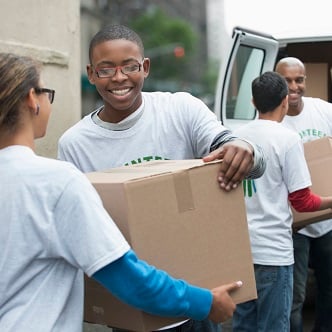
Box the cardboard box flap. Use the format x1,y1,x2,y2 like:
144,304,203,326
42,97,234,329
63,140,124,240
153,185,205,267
86,159,217,184
303,136,332,161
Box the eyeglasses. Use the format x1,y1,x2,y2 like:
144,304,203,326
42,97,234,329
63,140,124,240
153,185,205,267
95,60,145,78
35,88,55,104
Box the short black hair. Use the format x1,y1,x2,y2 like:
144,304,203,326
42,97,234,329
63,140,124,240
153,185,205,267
252,71,288,113
89,24,144,62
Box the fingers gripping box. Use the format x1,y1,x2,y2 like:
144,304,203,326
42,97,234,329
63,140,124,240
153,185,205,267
84,160,256,332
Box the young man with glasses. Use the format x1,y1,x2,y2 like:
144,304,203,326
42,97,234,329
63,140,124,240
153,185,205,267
276,57,332,332
58,24,267,332
0,52,244,332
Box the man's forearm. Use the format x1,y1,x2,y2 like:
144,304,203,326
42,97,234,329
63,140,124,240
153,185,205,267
210,132,266,179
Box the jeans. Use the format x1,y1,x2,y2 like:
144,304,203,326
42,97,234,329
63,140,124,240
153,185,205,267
232,264,293,332
112,318,221,332
290,230,332,332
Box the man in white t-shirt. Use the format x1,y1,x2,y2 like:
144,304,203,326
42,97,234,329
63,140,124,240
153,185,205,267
232,71,332,332
0,52,243,332
58,24,267,332
276,57,332,332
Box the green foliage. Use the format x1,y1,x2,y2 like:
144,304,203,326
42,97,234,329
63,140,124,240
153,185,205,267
128,8,197,87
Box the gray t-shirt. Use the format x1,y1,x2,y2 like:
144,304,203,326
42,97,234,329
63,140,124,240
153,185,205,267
58,91,225,172
0,146,130,332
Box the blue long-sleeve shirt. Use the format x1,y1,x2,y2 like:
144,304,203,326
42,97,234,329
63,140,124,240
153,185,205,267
92,249,212,320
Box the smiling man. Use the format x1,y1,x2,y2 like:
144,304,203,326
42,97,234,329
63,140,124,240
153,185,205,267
276,57,332,332
58,24,267,331
58,24,265,188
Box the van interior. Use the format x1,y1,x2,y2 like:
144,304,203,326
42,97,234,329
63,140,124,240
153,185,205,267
277,40,332,102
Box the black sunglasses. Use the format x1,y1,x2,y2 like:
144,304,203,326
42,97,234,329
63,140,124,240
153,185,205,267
35,87,55,104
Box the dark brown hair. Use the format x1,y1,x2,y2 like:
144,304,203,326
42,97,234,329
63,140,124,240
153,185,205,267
0,53,41,131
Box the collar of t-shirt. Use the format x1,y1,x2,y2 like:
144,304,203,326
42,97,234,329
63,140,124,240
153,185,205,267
92,102,144,131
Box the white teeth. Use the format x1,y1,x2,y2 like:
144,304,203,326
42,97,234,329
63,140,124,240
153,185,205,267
111,88,130,96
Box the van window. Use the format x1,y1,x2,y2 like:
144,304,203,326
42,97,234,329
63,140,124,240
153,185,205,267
226,45,264,121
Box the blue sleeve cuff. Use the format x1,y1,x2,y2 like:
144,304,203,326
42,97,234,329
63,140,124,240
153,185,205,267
183,282,212,320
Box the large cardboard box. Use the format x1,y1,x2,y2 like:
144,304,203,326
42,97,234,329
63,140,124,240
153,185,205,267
292,137,332,228
84,159,256,332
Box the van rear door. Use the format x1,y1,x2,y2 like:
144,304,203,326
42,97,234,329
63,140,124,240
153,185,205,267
214,27,278,130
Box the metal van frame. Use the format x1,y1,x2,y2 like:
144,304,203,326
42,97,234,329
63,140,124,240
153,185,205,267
214,26,332,130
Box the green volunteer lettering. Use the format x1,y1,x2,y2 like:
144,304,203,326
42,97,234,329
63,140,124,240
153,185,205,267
124,156,168,166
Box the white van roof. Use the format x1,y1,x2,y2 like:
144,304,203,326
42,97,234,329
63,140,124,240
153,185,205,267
224,0,332,44
273,27,332,44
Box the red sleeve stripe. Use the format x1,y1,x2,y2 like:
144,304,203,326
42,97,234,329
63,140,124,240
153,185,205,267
288,188,322,212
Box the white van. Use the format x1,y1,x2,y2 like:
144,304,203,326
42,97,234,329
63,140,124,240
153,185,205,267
214,26,332,129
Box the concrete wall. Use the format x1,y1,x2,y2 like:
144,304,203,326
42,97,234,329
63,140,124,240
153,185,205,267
0,0,81,158
80,0,103,117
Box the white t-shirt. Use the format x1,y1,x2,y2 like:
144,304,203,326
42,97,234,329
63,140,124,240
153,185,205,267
58,91,225,172
58,91,227,330
235,120,312,265
282,96,332,237
0,146,130,332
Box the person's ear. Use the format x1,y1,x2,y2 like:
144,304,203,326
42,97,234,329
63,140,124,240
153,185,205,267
26,88,39,113
142,58,150,78
87,64,96,85
282,95,289,109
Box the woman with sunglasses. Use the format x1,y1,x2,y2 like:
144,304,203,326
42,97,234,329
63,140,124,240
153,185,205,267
0,52,242,332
